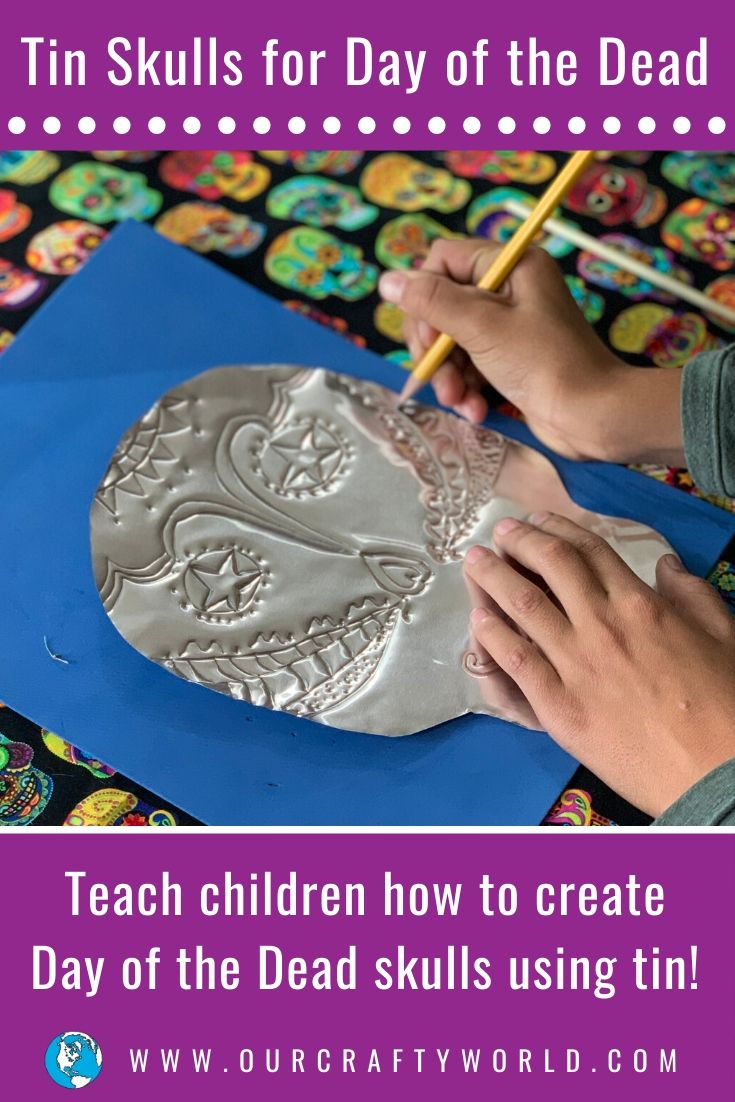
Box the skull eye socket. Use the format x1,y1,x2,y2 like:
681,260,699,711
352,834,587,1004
296,265,324,286
587,191,612,213
315,244,341,265
711,213,732,233
601,171,626,193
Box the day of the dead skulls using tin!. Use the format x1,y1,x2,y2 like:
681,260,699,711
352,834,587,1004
91,366,672,737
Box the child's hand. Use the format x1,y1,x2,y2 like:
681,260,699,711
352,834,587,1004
379,239,684,467
465,513,735,817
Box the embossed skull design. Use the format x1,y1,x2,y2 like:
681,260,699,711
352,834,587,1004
50,163,162,224
265,228,377,300
92,367,672,737
266,176,378,232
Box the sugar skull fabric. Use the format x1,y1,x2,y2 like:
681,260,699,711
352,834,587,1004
0,259,47,309
155,202,265,257
1,147,734,826
466,186,575,257
266,176,378,231
661,198,735,271
661,153,735,206
0,189,31,243
26,221,107,275
564,164,667,228
91,365,672,738
360,154,471,212
159,151,270,202
265,227,377,299
50,162,162,223
443,150,557,184
375,214,458,270
0,731,53,825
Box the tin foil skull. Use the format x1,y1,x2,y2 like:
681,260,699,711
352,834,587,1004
91,366,672,737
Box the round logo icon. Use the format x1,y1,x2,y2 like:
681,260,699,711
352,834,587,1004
44,1032,103,1089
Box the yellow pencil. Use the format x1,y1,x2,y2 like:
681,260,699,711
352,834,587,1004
398,149,597,403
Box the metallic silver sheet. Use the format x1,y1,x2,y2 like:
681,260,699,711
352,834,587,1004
91,365,672,736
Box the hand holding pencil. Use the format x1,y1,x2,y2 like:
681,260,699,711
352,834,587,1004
395,150,597,403
380,213,687,468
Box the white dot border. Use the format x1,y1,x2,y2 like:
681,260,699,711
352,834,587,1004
4,113,729,139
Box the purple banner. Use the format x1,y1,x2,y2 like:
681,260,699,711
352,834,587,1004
1,0,731,149
4,832,734,1099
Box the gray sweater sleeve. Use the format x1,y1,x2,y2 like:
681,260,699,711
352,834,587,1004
653,758,735,826
657,348,735,825
681,344,735,496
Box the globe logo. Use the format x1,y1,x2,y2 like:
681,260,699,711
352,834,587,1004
44,1033,103,1089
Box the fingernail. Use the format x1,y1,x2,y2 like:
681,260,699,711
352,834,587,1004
471,607,489,624
379,271,407,305
494,517,521,537
465,545,490,564
662,553,684,571
464,394,488,424
528,511,551,526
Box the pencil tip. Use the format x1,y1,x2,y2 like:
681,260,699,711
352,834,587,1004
398,374,422,404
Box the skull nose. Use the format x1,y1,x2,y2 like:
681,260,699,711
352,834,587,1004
363,552,432,596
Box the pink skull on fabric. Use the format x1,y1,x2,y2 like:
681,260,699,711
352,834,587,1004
0,259,47,309
0,189,31,243
26,221,108,275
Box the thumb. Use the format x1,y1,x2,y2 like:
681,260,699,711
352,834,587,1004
379,269,508,355
656,554,734,641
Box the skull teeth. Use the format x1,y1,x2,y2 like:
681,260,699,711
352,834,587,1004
166,596,403,715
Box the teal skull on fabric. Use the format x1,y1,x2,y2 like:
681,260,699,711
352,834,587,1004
267,175,378,231
265,227,378,300
50,162,163,224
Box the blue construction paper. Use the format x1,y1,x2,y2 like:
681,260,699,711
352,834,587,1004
0,223,733,825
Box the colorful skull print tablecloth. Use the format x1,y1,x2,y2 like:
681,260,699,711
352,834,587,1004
1,148,733,828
